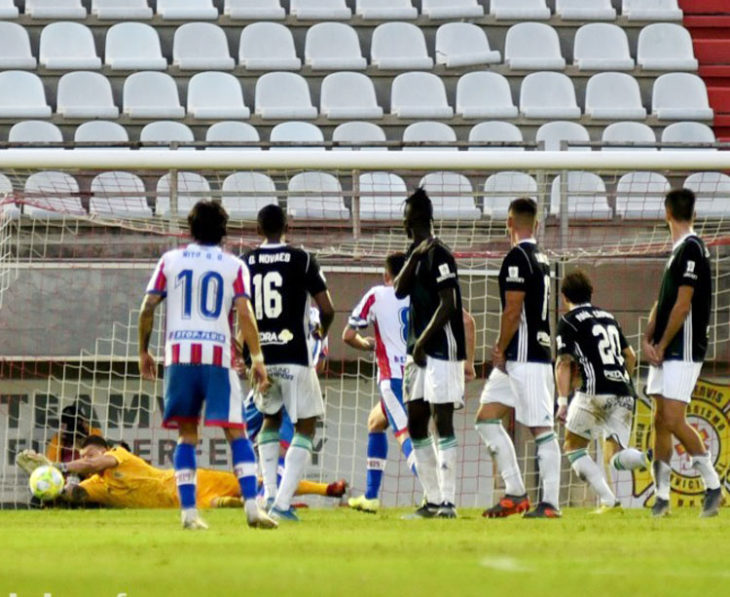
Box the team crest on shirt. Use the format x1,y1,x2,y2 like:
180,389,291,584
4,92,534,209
506,266,523,283
260,329,294,345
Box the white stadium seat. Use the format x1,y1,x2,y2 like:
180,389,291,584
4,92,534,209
75,121,129,145
602,122,656,151
332,121,387,150
652,73,713,120
123,72,185,119
469,121,524,151
585,73,647,120
520,72,580,119
305,24,367,71
9,121,63,144
205,121,260,150
26,0,86,19
421,0,483,19
255,73,317,120
156,0,218,20
435,23,501,69
39,23,101,70
358,172,407,219
456,72,518,119
0,72,52,118
391,72,453,119
638,24,698,71
92,0,153,19
483,172,538,219
140,121,195,150
556,0,615,20
225,0,285,20
90,172,152,218
356,0,417,20
156,172,211,216
573,24,634,71
0,0,18,17
420,173,481,220
536,121,590,151
24,172,84,218
490,0,550,20
403,121,457,150
505,23,565,70
56,72,119,119
222,172,279,219
0,22,37,69
615,172,671,219
550,172,611,219
661,122,716,148
320,72,383,120
0,174,19,219
187,72,250,119
287,172,350,220
290,0,351,20
371,23,433,70
105,23,167,71
173,23,235,71
684,173,730,218
270,122,324,150
239,23,301,71
622,0,682,21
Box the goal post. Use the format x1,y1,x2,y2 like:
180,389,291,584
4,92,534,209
0,149,728,509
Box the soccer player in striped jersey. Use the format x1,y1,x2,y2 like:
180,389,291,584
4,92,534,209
555,270,648,513
476,198,561,519
643,189,722,518
343,253,418,513
138,200,276,530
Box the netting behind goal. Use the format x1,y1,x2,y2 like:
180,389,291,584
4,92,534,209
0,151,728,509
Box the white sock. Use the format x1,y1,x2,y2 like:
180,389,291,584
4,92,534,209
610,448,647,471
476,420,526,496
273,434,312,511
412,436,441,505
257,431,280,500
536,431,561,508
691,453,721,490
437,436,458,505
568,449,616,506
652,460,672,500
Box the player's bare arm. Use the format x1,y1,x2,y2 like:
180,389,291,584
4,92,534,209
393,238,435,299
494,290,525,371
623,346,637,378
234,295,269,393
413,286,458,366
463,308,476,381
313,289,335,339
653,285,694,364
554,353,574,423
342,325,375,351
138,293,163,380
642,301,658,365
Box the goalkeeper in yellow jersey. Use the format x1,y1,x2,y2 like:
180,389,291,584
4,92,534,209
17,435,347,509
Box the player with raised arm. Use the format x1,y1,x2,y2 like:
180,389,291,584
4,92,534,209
475,198,561,519
243,204,335,522
643,189,722,518
555,270,649,513
137,200,276,530
394,188,466,519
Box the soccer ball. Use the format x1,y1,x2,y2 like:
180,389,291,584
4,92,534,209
29,465,65,501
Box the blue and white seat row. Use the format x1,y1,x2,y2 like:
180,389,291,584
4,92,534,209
0,0,684,22
0,21,698,73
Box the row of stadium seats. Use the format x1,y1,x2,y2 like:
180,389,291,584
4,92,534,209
2,170,726,220
3,119,717,151
0,70,713,121
0,0,684,23
0,21,698,73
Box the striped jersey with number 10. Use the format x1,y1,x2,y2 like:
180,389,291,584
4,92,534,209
145,243,249,368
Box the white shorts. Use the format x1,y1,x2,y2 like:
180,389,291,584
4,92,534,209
479,362,554,428
565,392,634,447
404,356,465,408
253,364,324,423
647,361,702,404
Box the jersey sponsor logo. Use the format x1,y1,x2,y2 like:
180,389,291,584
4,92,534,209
260,329,294,345
604,369,629,383
168,330,226,343
537,331,551,347
267,365,295,381
436,263,455,282
506,266,524,283
684,260,698,280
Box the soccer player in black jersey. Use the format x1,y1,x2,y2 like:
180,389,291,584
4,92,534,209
242,205,335,522
643,189,722,518
394,188,466,519
555,270,649,513
475,198,561,519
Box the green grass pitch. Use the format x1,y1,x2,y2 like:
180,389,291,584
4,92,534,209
1,507,728,597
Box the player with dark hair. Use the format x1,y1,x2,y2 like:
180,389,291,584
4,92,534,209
138,200,276,530
476,198,561,519
643,189,722,517
243,204,335,522
555,270,648,513
394,188,466,519
45,402,103,463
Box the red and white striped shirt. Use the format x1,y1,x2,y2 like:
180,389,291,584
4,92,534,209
146,243,250,368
